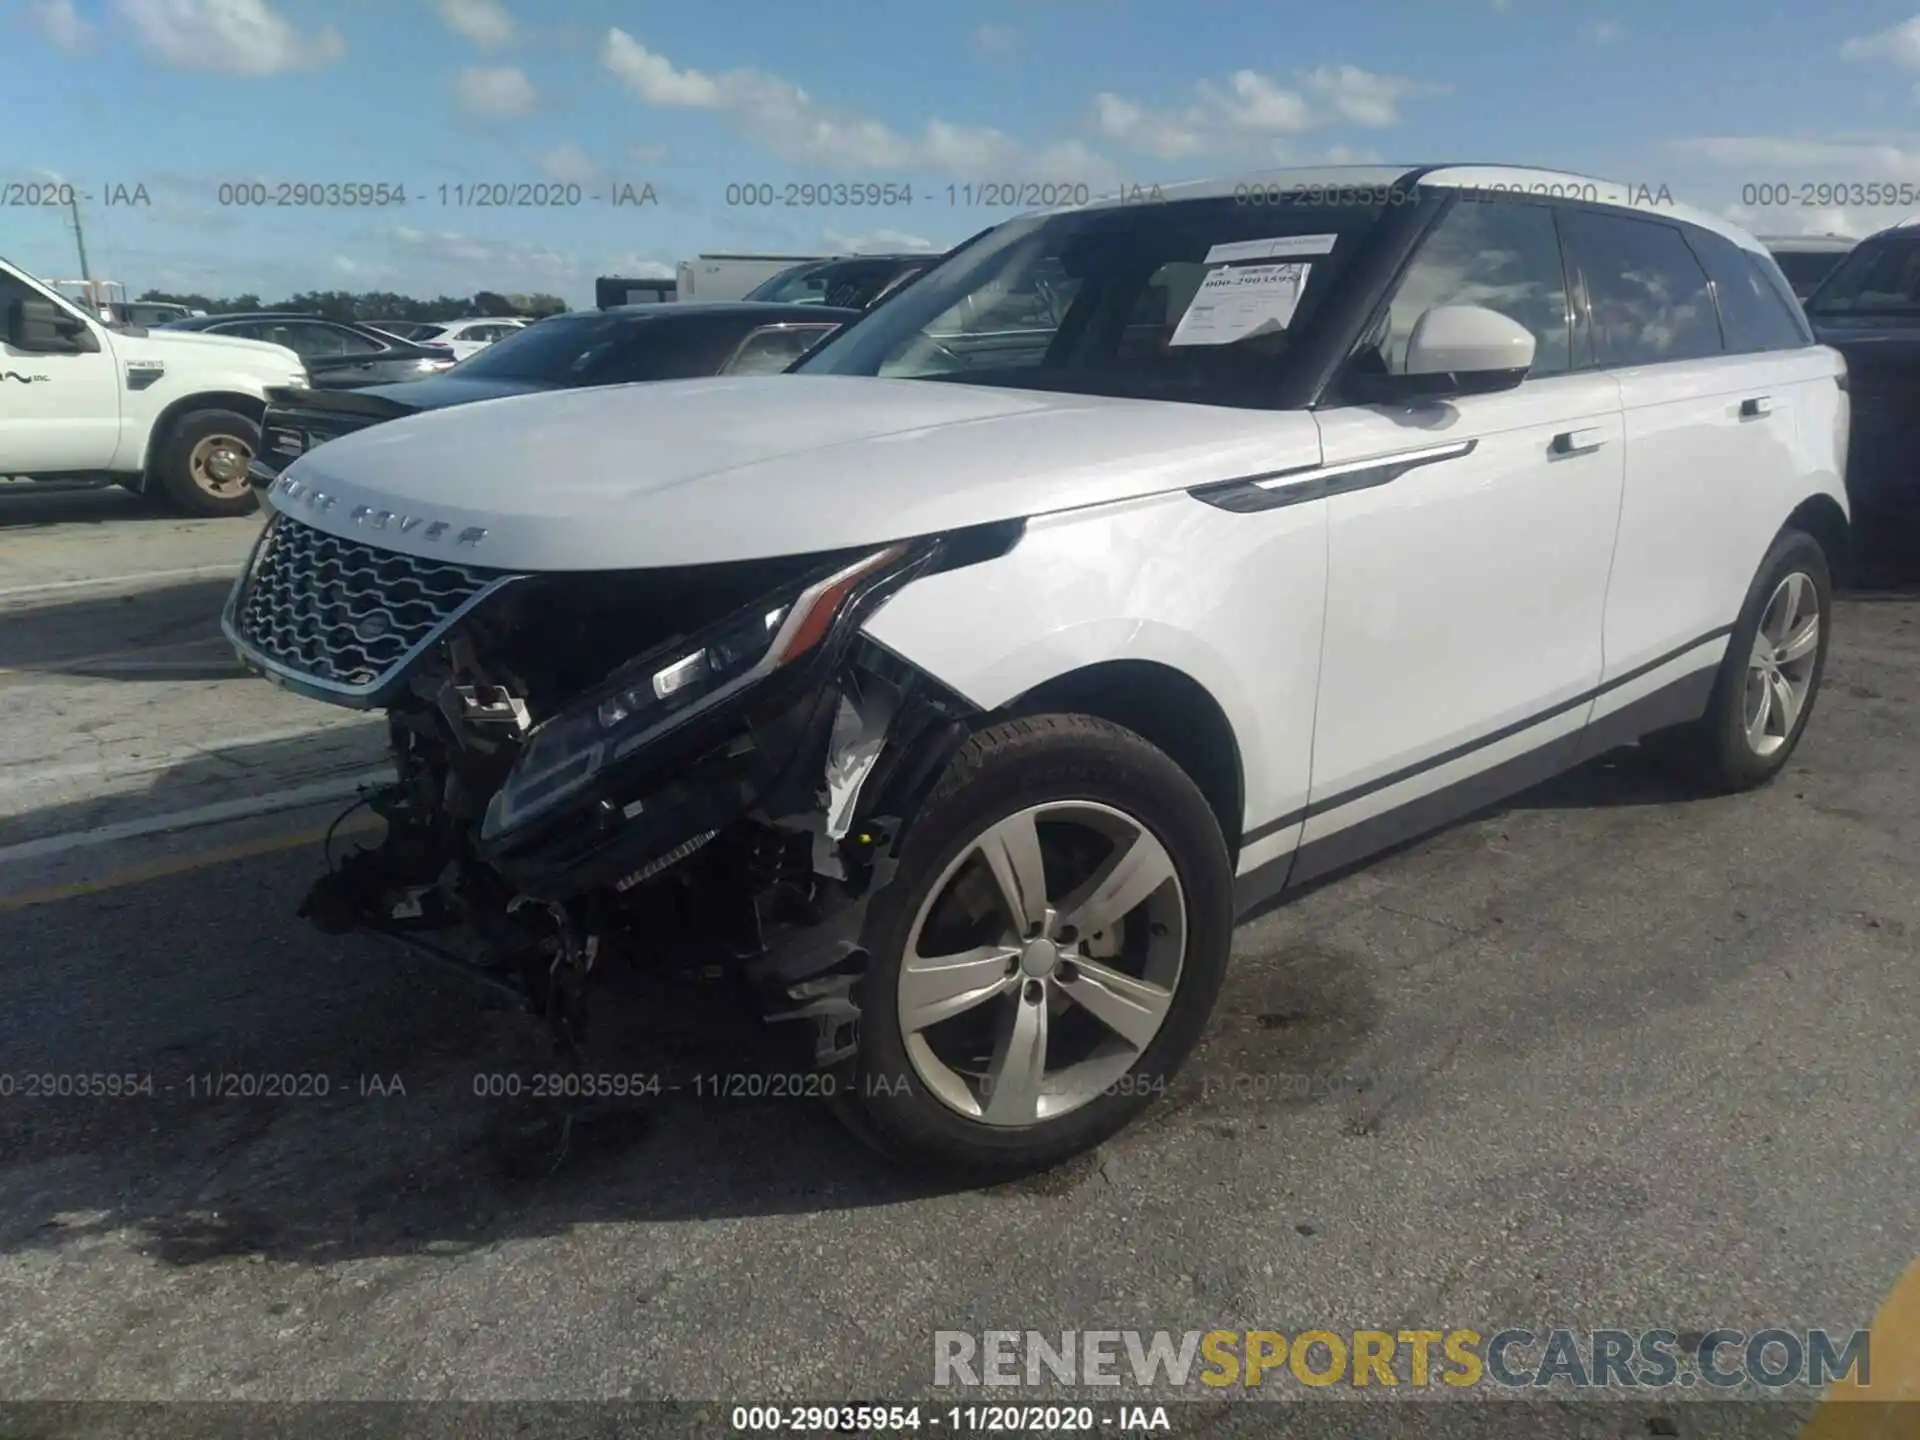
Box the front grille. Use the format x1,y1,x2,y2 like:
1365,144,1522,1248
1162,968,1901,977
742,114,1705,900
230,513,506,693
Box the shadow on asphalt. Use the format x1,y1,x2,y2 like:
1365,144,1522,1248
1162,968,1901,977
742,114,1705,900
0,550,1912,1269
0,577,240,679
0,484,176,530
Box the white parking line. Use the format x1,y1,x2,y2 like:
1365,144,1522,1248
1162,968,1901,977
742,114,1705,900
0,565,238,604
0,772,388,866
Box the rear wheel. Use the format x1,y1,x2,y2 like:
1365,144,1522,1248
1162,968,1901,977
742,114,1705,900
152,409,261,518
836,714,1233,1179
1645,529,1831,792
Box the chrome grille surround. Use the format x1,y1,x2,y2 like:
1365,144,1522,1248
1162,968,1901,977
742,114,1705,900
222,511,525,708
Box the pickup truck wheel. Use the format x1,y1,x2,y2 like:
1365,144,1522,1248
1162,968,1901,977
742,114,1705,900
154,409,260,517
835,714,1233,1180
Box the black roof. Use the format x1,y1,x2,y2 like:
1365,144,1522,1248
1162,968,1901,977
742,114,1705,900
592,300,865,322
161,311,332,328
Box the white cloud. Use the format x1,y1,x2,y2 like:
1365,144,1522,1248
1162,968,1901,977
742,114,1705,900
32,0,94,53
537,143,598,183
627,141,670,163
1090,94,1209,159
602,27,1116,183
1205,71,1317,133
822,228,938,254
1584,18,1624,45
115,0,343,74
1670,135,1920,174
1094,63,1438,161
1722,203,1874,239
603,29,723,106
436,0,514,49
1841,16,1920,67
454,65,536,117
1302,65,1441,126
973,24,1017,56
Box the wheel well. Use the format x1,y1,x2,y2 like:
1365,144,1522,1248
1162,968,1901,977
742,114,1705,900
141,392,267,481
1785,493,1851,583
998,660,1247,860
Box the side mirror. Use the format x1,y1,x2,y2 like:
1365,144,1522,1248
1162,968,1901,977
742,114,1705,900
1347,304,1534,403
1405,304,1536,382
7,297,101,354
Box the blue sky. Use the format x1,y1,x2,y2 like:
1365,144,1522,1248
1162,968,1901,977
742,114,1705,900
4,0,1920,308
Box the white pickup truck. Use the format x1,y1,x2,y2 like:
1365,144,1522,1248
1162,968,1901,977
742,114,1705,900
1,255,308,516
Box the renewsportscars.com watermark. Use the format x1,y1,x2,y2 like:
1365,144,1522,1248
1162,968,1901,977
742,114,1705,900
933,1328,1870,1391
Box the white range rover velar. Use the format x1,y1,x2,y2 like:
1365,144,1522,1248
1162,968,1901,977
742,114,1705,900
225,164,1849,1177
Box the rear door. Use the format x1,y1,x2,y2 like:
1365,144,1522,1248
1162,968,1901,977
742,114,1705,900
1560,210,1827,731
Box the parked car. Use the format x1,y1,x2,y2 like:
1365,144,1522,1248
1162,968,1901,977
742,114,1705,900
1762,235,1857,302
743,254,939,310
225,164,1848,1179
1803,218,1920,546
159,313,455,389
406,317,530,361
116,300,201,327
248,301,858,487
1,253,307,516
363,320,441,343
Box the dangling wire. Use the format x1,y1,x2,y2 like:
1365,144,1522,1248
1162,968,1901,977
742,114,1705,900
323,793,374,874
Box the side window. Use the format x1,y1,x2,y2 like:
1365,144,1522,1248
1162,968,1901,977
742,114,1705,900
1562,212,1724,366
1686,228,1809,353
214,321,265,341
1375,199,1573,376
326,325,383,355
722,324,841,376
894,260,1084,375
0,273,40,316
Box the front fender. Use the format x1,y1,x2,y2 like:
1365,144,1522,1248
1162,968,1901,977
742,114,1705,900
860,490,1329,842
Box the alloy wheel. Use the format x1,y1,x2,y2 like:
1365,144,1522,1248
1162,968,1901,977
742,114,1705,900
896,800,1186,1126
1742,570,1821,757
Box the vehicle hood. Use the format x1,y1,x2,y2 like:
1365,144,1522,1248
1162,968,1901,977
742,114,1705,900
1810,315,1920,360
270,375,1323,571
132,328,305,374
292,373,552,418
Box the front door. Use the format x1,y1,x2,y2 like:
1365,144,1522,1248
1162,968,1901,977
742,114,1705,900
1294,197,1627,884
0,270,120,475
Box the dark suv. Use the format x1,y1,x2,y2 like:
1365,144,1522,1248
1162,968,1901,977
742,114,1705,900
742,254,937,310
249,301,858,491
1804,221,1920,549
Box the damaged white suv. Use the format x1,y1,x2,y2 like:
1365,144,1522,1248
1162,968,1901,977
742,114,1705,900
226,164,1849,1177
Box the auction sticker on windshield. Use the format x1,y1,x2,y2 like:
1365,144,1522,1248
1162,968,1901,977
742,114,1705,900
1169,262,1310,345
1204,233,1338,262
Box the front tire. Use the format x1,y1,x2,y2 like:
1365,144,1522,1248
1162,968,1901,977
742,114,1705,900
1646,529,1832,792
152,409,261,518
838,714,1233,1180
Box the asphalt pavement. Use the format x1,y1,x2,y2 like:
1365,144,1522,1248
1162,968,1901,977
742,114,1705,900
0,483,1914,1437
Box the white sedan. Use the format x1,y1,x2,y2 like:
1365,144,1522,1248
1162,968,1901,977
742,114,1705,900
408,317,529,361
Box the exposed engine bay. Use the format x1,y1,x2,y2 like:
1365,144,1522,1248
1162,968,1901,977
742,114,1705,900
230,513,1017,1075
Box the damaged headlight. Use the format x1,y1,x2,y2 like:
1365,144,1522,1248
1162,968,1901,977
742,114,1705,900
481,543,912,840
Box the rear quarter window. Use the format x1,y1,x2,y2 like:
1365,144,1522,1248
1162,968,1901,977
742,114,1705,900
1686,227,1811,352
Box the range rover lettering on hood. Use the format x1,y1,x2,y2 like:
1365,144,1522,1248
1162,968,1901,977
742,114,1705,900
273,475,488,548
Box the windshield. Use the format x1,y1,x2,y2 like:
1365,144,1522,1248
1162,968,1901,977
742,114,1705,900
746,258,924,308
449,311,635,381
795,197,1384,405
1769,249,1849,298
1807,235,1920,317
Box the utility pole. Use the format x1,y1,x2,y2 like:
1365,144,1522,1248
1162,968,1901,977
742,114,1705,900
67,190,94,312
